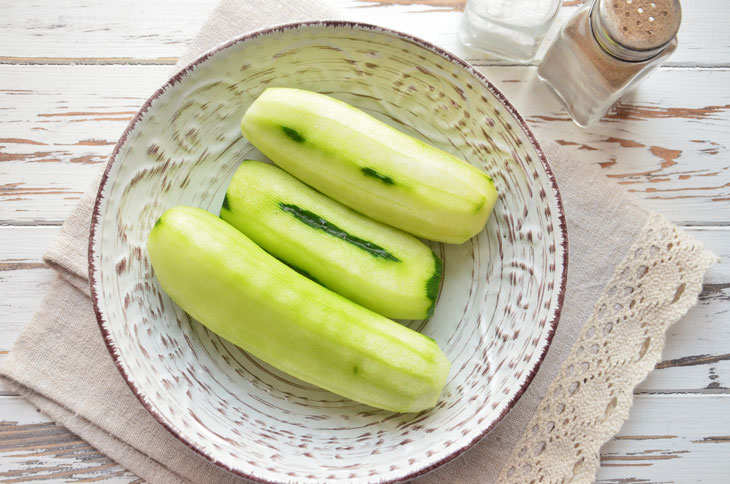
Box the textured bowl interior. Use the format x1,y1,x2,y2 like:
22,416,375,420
90,22,566,484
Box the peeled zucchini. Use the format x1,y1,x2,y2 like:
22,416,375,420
220,161,441,320
240,87,497,244
147,206,450,412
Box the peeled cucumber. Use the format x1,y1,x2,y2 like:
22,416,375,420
147,206,450,412
240,87,498,244
220,161,441,320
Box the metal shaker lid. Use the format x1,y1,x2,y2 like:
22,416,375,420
593,0,681,60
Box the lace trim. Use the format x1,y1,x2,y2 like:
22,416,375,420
498,212,718,483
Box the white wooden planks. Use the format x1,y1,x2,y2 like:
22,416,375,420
0,1,728,66
0,396,140,483
1,0,729,482
1,65,729,225
2,394,729,483
1,226,727,394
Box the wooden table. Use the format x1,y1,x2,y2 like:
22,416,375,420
1,1,729,482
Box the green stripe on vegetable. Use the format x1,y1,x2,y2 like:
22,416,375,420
221,161,441,320
278,202,400,262
241,87,498,243
361,167,395,185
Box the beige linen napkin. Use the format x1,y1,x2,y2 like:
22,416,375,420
1,1,717,483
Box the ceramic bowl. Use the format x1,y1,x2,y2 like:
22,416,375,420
89,22,567,483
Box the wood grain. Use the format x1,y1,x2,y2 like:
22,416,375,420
0,0,219,61
0,397,140,483
596,395,730,483
3,394,729,483
0,0,728,66
1,0,729,481
2,226,727,395
1,65,728,225
357,0,466,12
488,67,730,225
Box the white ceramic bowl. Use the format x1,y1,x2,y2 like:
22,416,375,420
90,22,566,483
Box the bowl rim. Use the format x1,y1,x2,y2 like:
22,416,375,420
88,20,568,484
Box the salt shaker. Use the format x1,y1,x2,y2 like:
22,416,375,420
458,0,562,62
537,0,681,127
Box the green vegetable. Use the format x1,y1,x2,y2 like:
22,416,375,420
147,206,450,413
221,161,442,320
240,87,498,244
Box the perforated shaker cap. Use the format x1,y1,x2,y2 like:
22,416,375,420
592,0,681,61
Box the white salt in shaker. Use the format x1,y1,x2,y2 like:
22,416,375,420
538,0,681,127
458,0,562,62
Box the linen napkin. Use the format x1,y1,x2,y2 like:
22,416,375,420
1,0,717,483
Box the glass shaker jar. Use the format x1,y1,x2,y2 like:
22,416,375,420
458,0,562,62
537,0,681,127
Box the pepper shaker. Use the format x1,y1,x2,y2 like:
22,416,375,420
537,0,681,127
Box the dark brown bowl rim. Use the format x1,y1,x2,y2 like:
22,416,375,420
88,20,568,484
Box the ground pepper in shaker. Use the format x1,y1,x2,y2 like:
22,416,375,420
537,0,681,127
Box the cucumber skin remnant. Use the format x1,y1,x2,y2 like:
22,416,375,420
221,161,442,320
361,167,395,185
277,202,401,262
425,251,443,318
147,206,450,413
240,87,498,244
